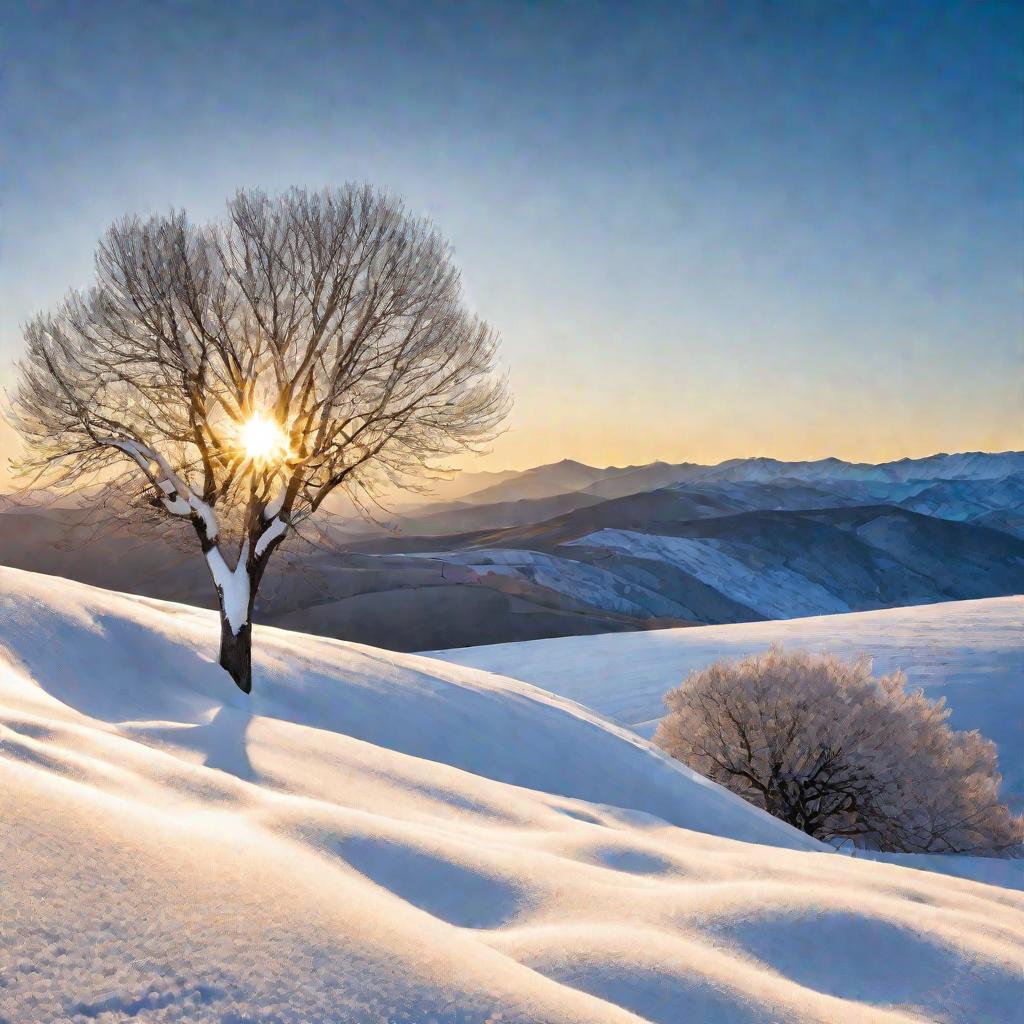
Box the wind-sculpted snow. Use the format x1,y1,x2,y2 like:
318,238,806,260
2,568,1023,1023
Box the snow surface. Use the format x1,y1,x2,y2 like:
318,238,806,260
568,528,853,619
410,547,689,618
2,567,1023,1023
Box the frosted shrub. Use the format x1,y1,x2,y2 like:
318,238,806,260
655,646,1023,854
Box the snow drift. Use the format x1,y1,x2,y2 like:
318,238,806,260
1,567,1023,1023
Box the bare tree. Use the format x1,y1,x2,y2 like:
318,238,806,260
655,646,1023,855
9,185,510,693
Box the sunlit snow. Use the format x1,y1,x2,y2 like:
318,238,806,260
2,568,1022,1023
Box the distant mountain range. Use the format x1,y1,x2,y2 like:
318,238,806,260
2,450,1022,650
355,451,1024,539
428,450,1024,508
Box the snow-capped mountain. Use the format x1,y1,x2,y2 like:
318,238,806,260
2,567,1022,1023
442,451,1024,507
679,451,1024,485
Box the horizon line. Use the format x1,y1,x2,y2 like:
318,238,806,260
468,447,1024,477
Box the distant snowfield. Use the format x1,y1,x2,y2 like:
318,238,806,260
414,546,692,618
2,568,1023,1023
431,596,1024,807
568,528,853,618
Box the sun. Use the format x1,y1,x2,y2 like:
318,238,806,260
238,414,290,464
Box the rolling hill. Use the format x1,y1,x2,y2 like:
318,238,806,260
387,503,1024,627
2,567,1023,1023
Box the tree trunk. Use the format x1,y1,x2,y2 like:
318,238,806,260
210,545,273,695
218,612,253,693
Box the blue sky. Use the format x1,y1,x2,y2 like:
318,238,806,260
2,0,1021,473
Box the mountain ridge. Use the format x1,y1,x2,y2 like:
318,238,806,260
2,450,1023,652
447,450,1024,507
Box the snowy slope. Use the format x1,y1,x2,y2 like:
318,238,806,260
2,568,1024,1023
567,528,853,618
412,547,695,619
372,500,1024,636
430,597,1024,808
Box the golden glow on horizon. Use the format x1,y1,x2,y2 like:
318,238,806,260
0,412,1018,487
448,420,1023,475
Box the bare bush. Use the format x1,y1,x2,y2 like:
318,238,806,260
655,646,1023,855
9,185,509,692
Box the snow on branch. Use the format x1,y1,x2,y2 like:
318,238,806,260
207,541,251,633
106,438,220,540
254,517,288,560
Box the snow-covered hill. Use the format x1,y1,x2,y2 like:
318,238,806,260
431,597,1024,810
2,568,1023,1022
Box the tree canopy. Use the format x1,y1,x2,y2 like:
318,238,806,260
11,185,509,690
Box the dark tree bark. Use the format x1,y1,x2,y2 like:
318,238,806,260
218,613,253,694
